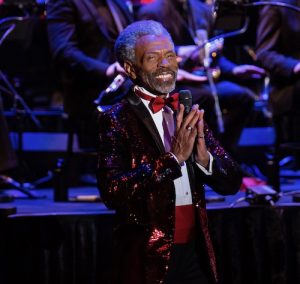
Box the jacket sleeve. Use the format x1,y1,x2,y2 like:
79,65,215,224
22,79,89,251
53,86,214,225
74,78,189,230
46,0,109,81
96,110,182,210
194,123,243,196
218,55,237,77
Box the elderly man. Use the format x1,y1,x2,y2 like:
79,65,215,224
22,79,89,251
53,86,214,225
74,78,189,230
97,20,242,284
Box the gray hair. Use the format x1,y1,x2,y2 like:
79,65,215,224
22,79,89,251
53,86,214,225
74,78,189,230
115,20,174,66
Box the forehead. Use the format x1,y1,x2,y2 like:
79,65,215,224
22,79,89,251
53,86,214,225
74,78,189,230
135,34,174,55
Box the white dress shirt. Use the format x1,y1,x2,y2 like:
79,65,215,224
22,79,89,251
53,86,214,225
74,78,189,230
134,86,213,206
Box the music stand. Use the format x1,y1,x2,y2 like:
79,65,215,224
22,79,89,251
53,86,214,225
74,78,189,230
0,16,50,198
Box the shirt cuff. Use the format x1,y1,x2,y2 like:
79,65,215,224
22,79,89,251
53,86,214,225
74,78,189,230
196,151,213,175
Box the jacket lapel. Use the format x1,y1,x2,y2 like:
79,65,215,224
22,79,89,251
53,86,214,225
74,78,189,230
126,92,165,154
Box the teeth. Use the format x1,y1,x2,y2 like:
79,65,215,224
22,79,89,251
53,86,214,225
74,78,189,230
156,74,172,79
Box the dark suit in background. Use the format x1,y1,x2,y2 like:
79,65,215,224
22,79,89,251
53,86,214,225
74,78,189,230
46,0,134,147
0,95,17,172
256,0,300,143
137,0,256,156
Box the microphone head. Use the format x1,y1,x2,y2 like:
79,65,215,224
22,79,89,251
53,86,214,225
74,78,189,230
179,90,192,114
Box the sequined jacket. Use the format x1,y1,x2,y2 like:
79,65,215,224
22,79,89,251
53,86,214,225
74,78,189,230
97,90,242,284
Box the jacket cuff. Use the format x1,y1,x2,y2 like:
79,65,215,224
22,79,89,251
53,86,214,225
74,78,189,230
153,152,182,182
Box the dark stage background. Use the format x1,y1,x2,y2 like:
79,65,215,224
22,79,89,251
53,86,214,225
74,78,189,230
1,1,300,284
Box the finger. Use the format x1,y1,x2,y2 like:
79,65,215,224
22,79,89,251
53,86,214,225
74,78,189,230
186,109,201,132
176,104,185,130
198,109,204,121
197,111,205,141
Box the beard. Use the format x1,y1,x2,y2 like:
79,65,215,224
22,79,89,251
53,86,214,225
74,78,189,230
138,68,177,95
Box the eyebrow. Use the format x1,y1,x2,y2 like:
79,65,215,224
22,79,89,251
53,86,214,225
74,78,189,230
140,48,175,63
145,49,175,55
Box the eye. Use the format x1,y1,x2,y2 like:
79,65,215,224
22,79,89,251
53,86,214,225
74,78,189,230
167,53,176,59
146,54,158,61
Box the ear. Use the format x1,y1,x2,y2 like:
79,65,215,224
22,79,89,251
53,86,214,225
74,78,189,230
124,61,137,80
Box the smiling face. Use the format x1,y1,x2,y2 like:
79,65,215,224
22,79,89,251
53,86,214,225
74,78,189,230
125,34,178,96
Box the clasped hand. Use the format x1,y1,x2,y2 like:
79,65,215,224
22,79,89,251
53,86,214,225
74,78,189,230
172,104,209,167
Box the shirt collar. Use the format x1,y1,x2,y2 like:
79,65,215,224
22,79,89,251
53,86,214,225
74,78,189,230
133,85,173,115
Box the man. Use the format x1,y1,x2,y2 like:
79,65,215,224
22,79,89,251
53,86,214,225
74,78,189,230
0,95,17,174
47,0,134,183
256,0,300,144
97,20,243,284
46,0,134,148
137,0,265,156
0,95,18,201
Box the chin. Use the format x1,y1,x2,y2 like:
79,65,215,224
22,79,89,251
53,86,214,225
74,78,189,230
160,84,176,94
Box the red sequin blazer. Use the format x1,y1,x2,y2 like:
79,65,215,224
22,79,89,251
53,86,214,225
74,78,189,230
97,90,242,284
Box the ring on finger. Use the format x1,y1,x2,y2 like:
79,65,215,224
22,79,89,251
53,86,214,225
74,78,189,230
187,125,193,131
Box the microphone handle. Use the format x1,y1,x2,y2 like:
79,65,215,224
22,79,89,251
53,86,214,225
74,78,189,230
179,90,192,116
178,90,198,162
183,106,191,116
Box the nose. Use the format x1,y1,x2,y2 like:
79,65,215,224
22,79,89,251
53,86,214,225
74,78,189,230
159,57,170,67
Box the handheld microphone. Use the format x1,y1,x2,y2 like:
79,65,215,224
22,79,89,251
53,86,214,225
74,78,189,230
94,74,126,105
179,89,195,162
179,90,192,115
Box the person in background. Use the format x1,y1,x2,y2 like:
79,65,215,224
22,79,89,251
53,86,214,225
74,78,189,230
0,95,17,175
46,0,134,182
0,94,18,202
137,0,265,157
97,20,243,284
256,0,300,146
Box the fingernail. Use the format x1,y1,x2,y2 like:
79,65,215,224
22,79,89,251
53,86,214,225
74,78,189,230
192,104,199,110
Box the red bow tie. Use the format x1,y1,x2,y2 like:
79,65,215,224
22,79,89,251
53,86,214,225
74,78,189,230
135,89,179,113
